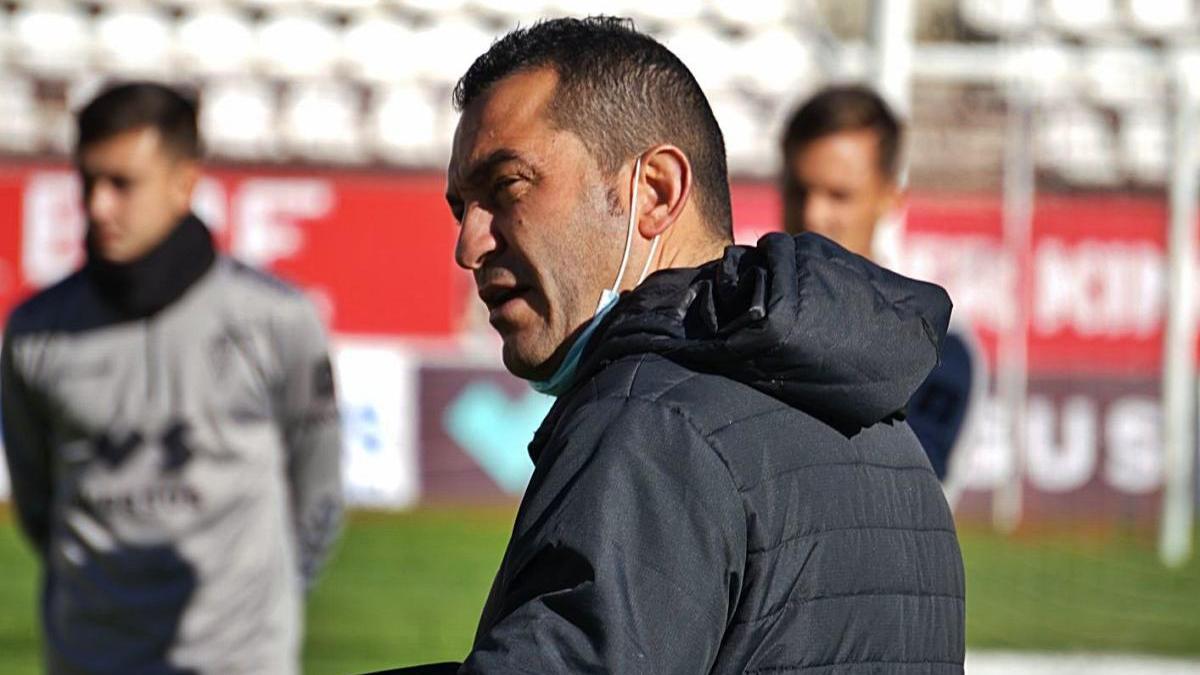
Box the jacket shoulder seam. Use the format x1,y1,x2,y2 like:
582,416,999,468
747,658,964,673
735,590,964,628
748,524,959,556
594,392,747,500
742,459,935,494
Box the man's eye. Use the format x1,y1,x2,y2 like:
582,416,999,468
492,177,522,199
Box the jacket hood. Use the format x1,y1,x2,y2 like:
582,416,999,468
580,232,952,430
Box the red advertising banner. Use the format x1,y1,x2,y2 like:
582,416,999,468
0,162,1185,520
0,163,1181,378
902,193,1171,376
0,164,465,337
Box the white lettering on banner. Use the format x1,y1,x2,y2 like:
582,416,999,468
901,234,1015,335
954,394,1164,494
1026,395,1098,493
1105,396,1163,494
1034,238,1164,338
957,397,1015,491
906,235,1175,340
233,179,334,267
22,171,83,287
333,342,419,508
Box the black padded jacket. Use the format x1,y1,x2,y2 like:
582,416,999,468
462,232,965,674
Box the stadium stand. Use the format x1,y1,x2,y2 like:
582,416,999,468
176,7,257,76
93,4,174,79
279,80,364,163
257,9,342,79
200,78,279,160
0,0,1193,184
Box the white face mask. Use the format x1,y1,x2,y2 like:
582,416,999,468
532,156,661,396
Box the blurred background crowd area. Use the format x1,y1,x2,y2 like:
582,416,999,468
1,1,1200,673
0,0,1193,187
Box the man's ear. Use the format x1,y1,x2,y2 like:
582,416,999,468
636,144,692,239
171,158,201,212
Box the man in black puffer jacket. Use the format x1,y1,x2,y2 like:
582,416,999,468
434,16,964,675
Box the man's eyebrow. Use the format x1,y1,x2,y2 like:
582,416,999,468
446,148,538,214
456,149,532,189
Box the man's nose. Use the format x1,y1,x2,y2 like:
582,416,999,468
803,195,836,236
454,204,501,271
86,182,118,225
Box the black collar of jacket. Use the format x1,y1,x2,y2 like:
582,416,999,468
529,233,951,453
84,213,217,320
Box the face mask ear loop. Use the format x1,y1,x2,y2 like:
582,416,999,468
609,156,642,297
636,233,661,285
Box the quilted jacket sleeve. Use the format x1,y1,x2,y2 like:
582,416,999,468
462,397,746,675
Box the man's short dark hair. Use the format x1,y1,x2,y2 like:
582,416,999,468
76,81,201,159
781,85,902,181
453,16,732,239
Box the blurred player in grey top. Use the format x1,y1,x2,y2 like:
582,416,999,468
1,82,343,674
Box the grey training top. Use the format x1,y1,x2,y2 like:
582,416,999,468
2,256,343,675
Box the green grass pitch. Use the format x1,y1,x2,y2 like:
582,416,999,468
1,507,1198,674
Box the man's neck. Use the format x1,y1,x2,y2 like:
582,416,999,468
657,237,730,272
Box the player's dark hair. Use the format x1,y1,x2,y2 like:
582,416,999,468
781,84,902,180
77,81,201,159
454,16,732,240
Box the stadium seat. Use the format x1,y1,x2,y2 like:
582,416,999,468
397,0,468,16
1017,40,1077,103
710,92,767,177
0,74,40,153
200,79,279,160
409,17,495,87
1176,49,1200,100
66,73,110,114
342,11,420,84
1047,0,1117,37
737,27,818,97
626,0,703,26
176,8,257,77
234,0,293,9
543,0,618,17
256,11,342,79
279,81,364,163
662,24,737,95
9,2,92,78
1037,105,1120,186
1118,107,1168,184
958,0,1035,37
433,107,461,167
41,74,118,154
1128,0,1194,38
94,4,174,79
468,0,548,21
707,0,790,30
1083,45,1162,108
308,0,379,9
367,84,440,164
